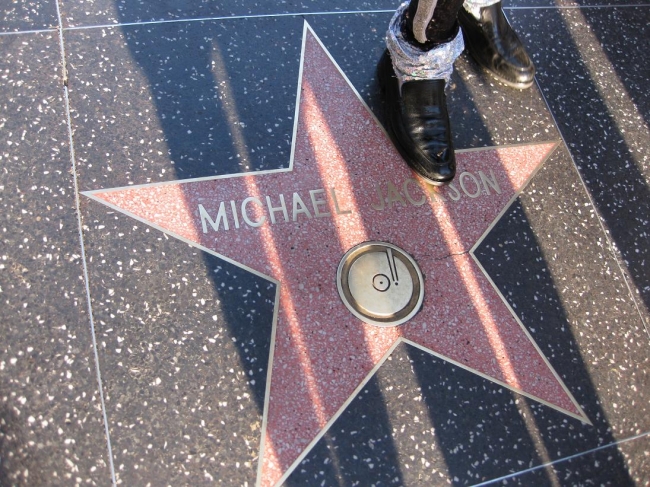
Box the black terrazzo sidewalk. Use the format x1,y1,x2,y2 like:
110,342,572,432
1,0,649,486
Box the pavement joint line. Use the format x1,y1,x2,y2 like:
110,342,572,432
57,3,649,31
2,4,648,35
0,28,57,36
534,77,650,339
507,3,650,8
55,0,118,485
61,9,396,32
469,430,650,486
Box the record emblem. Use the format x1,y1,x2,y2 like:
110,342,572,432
337,242,424,327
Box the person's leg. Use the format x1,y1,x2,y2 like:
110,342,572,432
380,0,465,185
405,0,465,48
458,0,535,89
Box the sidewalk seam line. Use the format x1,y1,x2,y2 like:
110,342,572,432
62,9,395,31
3,5,648,35
55,1,118,485
58,4,649,32
0,28,57,36
469,431,650,486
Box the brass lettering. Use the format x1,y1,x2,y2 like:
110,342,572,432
459,172,481,199
241,197,266,227
199,203,229,233
447,182,461,201
386,181,407,209
292,192,313,221
371,183,385,211
331,187,352,215
266,194,289,224
230,200,240,229
309,189,331,218
479,169,501,195
402,179,426,206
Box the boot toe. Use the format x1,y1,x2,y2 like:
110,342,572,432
378,51,456,185
459,5,536,89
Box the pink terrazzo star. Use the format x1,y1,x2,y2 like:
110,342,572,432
85,23,589,487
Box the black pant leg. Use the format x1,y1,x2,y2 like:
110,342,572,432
404,0,465,48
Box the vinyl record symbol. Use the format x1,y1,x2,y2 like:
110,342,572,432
337,241,424,327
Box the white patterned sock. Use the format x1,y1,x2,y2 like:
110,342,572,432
385,2,464,88
463,0,501,20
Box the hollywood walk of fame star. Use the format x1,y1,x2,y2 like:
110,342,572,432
84,22,589,487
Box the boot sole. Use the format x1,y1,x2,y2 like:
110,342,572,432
469,52,535,90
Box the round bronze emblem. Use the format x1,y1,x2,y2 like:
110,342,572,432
337,242,424,327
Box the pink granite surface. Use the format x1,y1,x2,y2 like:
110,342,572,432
90,28,578,486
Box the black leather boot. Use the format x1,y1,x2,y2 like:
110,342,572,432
378,51,456,186
458,2,535,89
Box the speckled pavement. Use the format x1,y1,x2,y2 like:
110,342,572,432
1,1,649,486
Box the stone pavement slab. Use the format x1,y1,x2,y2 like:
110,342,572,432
0,31,109,485
1,1,649,486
